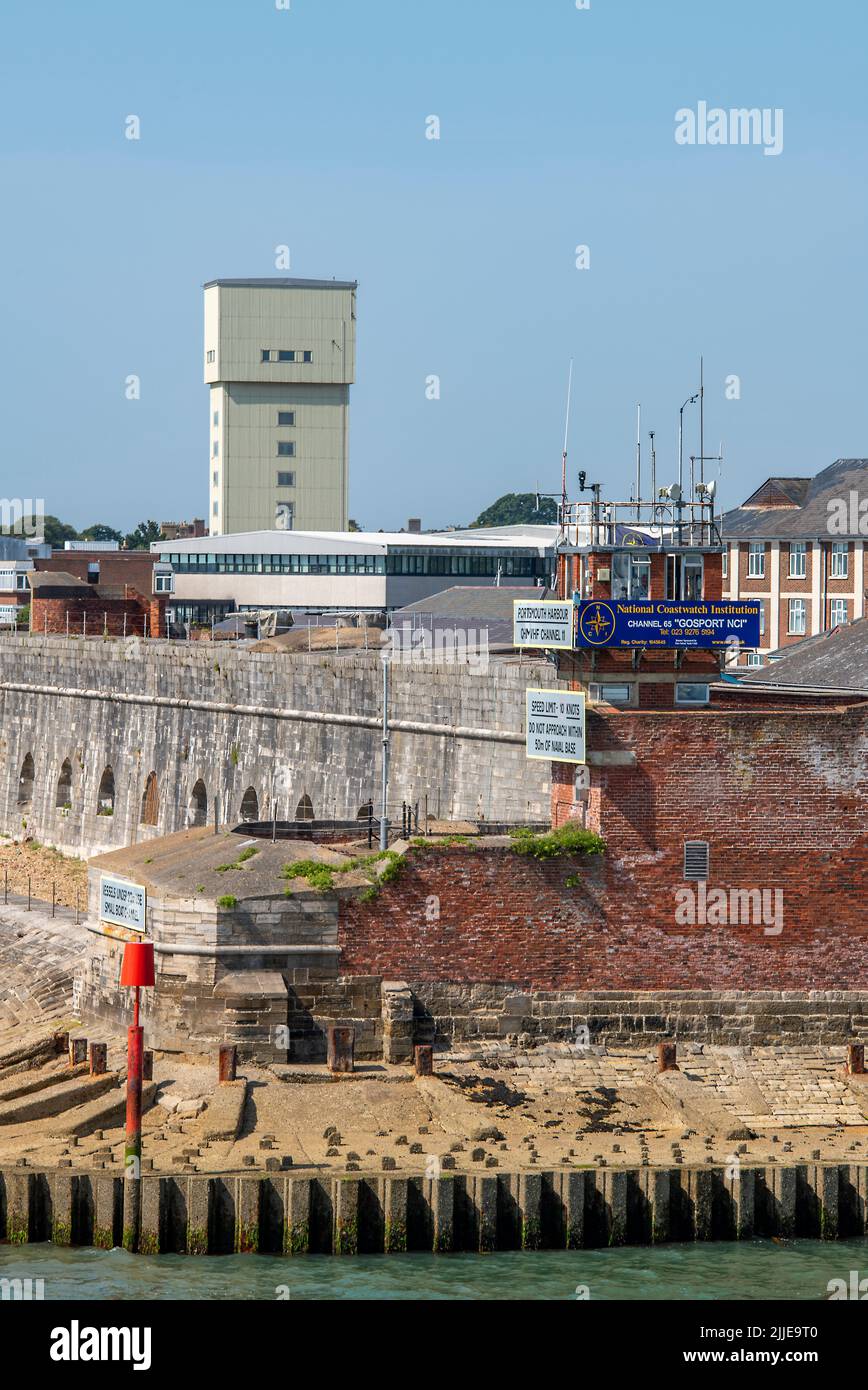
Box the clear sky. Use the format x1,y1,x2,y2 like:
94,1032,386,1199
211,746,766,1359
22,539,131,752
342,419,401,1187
0,0,865,531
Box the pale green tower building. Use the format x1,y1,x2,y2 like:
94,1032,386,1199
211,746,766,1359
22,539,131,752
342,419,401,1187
204,278,357,535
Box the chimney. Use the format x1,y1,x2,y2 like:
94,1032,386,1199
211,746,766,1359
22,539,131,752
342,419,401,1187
407,517,422,534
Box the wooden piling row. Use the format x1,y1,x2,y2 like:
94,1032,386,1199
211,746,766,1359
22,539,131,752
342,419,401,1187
0,1162,866,1255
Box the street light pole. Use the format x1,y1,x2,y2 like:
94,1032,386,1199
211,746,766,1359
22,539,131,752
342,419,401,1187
679,391,700,492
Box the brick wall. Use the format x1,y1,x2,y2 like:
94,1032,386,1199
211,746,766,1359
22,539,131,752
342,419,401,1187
339,832,867,994
30,591,164,638
341,701,867,994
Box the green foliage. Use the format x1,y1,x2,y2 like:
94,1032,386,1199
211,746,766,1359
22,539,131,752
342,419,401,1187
217,894,238,909
283,859,336,892
470,492,558,529
216,844,259,872
283,849,404,895
230,745,239,766
124,520,163,550
509,824,606,861
40,515,79,547
81,523,124,543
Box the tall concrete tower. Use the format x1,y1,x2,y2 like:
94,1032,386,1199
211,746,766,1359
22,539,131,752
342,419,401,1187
204,278,357,536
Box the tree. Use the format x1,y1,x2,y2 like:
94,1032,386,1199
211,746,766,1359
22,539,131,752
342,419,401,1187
38,515,79,547
0,513,78,547
470,493,558,528
124,520,163,550
81,523,124,543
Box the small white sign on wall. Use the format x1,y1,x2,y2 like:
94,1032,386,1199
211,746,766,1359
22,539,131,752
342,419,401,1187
526,688,586,764
99,874,147,933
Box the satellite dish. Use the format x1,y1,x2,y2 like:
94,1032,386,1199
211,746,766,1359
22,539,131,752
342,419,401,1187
706,480,716,500
663,483,682,502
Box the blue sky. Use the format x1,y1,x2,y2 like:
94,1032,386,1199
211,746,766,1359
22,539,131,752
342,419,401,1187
0,0,865,531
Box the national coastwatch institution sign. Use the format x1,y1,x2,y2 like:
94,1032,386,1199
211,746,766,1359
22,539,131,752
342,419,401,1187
526,688,586,764
99,874,147,934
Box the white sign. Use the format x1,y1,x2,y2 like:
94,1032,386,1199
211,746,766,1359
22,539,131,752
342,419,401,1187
99,874,147,933
513,600,575,650
526,688,586,764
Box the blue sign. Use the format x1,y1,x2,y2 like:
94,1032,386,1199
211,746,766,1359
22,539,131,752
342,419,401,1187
575,600,761,649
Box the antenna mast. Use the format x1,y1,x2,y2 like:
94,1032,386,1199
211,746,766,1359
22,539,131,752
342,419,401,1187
700,355,705,484
635,404,641,521
561,359,573,522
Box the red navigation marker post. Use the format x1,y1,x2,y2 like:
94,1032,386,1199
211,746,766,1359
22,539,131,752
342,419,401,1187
120,941,155,1181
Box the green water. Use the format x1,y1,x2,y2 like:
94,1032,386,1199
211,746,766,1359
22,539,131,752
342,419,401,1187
2,1239,866,1300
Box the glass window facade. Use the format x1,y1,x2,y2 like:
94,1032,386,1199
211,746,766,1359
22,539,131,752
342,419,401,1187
159,548,550,580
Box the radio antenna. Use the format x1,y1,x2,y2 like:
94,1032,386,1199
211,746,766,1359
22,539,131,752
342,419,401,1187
561,359,573,521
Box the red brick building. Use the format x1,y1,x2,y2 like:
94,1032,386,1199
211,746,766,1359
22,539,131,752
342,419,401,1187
721,458,867,669
28,571,165,637
34,547,157,595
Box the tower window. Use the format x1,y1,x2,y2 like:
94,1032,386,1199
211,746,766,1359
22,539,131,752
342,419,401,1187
277,442,295,457
278,411,296,426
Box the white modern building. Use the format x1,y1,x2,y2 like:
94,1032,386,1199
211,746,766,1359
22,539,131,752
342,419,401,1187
204,278,357,536
153,526,556,626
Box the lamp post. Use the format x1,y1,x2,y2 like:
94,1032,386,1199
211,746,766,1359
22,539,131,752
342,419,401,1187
678,392,700,492
120,940,155,1181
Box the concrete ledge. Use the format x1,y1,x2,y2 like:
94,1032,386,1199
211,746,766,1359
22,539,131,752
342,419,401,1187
51,1081,158,1139
0,1071,121,1126
201,1080,248,1142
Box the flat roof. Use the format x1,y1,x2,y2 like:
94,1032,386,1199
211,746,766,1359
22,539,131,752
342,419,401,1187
203,278,358,291
153,525,557,557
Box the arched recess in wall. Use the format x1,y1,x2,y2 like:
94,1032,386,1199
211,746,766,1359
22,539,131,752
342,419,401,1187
189,779,208,827
295,793,314,821
356,800,373,820
17,754,34,808
97,767,115,817
55,759,73,810
140,771,159,826
240,786,259,822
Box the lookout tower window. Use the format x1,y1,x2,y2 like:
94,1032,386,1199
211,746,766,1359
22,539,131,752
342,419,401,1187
666,552,704,601
611,551,651,600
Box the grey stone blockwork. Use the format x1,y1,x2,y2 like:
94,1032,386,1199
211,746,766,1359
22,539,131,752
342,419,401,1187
0,637,550,857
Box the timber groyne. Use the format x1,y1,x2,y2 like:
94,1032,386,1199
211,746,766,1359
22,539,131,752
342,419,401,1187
1,1161,866,1255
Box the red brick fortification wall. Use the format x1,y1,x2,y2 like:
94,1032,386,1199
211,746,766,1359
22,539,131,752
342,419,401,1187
338,843,867,992
552,703,867,859
341,700,867,992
